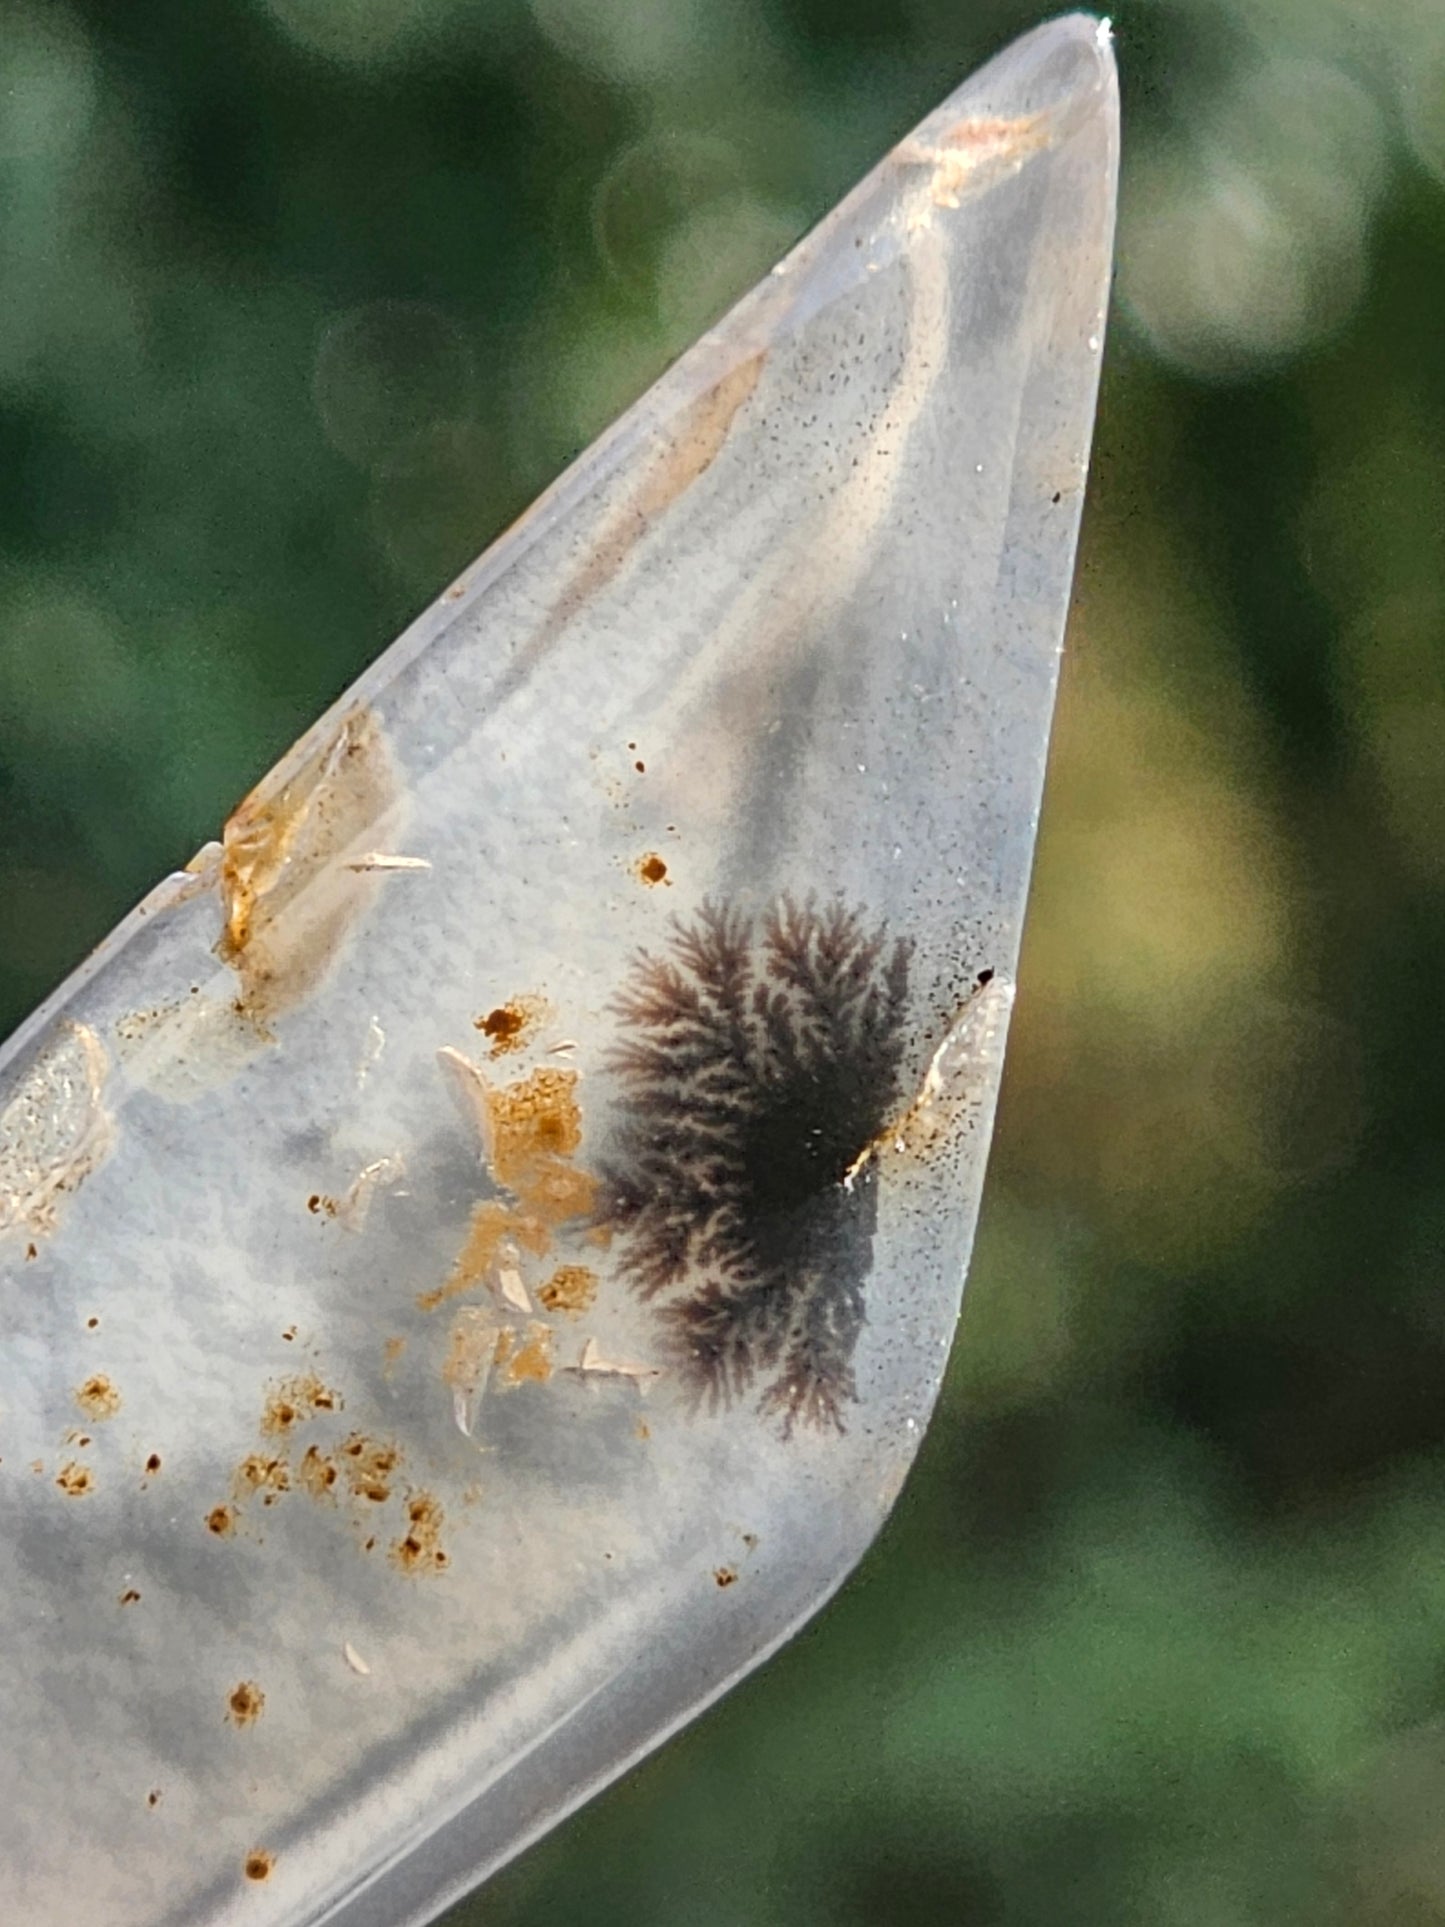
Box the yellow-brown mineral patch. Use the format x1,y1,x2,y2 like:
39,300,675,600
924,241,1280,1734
234,1454,290,1501
56,1462,92,1497
537,1264,597,1316
391,1492,447,1575
260,1373,340,1438
501,1321,554,1386
74,1373,121,1420
244,1849,274,1882
217,706,401,1027
338,1433,400,1505
418,1197,549,1313
226,1680,265,1727
297,1444,338,1500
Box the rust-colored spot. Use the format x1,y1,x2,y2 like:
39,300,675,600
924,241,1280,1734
537,1264,597,1316
391,1492,447,1575
714,1566,738,1588
382,1335,407,1373
234,1454,290,1501
217,706,401,1028
244,1850,274,1883
282,1325,297,1342
637,853,669,887
338,1434,400,1505
473,997,543,1057
635,1418,652,1442
85,1315,99,1329
297,1444,338,1501
56,1462,92,1497
503,1321,554,1385
207,1504,238,1537
119,1587,141,1605
227,1680,265,1727
144,1452,162,1476
0,1022,113,1242
260,1373,340,1438
25,1242,37,1261
75,1373,121,1420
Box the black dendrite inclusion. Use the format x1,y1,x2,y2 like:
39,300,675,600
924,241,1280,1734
601,897,913,1436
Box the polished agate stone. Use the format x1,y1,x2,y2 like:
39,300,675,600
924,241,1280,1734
0,17,1118,1924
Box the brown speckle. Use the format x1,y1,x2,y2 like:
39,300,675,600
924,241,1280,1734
282,1325,297,1342
243,1850,274,1883
339,1433,400,1505
234,1454,290,1499
56,1462,92,1497
207,1504,238,1537
144,1452,162,1476
714,1566,738,1588
297,1444,338,1500
75,1374,121,1420
537,1264,597,1316
392,1492,447,1575
637,853,669,887
260,1373,340,1437
227,1680,265,1727
473,997,544,1057
85,1315,99,1329
119,1587,141,1606
146,1790,161,1809
25,1242,37,1261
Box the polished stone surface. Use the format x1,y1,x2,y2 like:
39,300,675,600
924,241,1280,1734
0,18,1117,1924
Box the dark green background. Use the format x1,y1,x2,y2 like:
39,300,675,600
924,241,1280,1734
4,1,1445,1921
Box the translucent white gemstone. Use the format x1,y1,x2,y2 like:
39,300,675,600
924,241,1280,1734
0,16,1117,1924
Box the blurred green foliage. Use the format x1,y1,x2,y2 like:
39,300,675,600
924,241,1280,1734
3,0,1445,1921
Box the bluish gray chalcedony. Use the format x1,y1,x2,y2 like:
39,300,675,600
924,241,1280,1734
0,16,1118,1925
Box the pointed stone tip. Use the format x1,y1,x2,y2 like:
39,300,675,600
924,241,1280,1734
921,12,1119,153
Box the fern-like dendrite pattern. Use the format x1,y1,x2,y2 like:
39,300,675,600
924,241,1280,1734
602,898,912,1436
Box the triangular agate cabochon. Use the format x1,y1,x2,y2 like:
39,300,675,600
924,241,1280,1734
0,17,1117,1927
